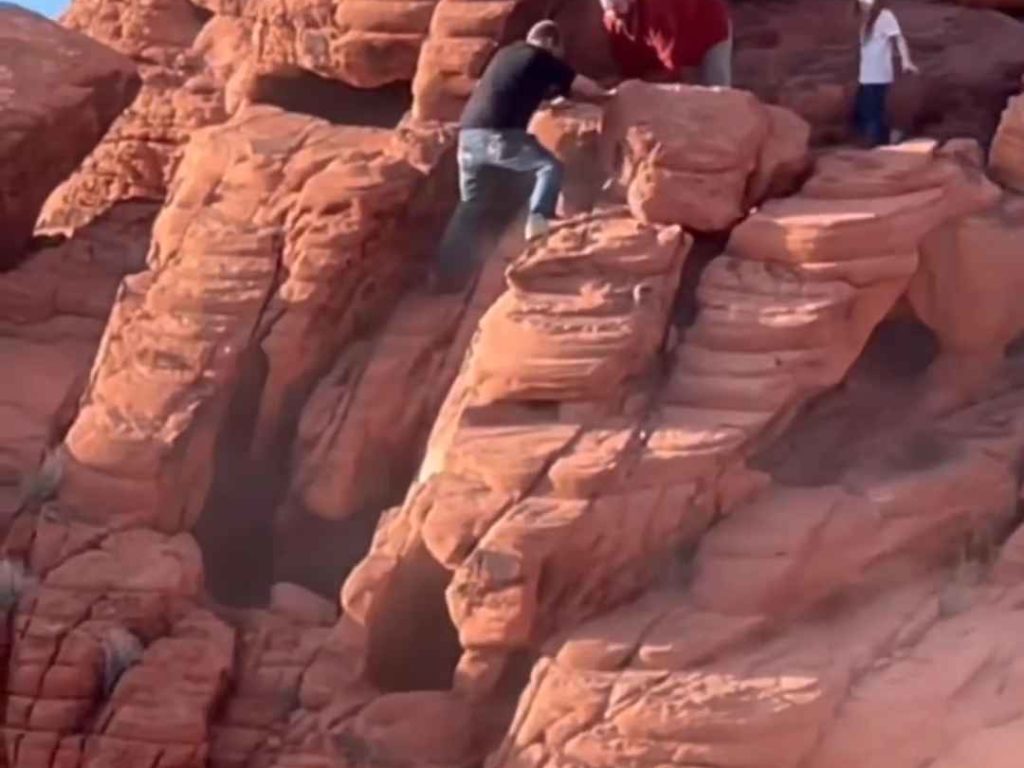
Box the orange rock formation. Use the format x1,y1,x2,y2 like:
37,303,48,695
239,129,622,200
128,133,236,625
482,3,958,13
3,1,1024,768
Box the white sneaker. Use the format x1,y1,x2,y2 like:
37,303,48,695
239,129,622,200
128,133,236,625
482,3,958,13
524,213,550,241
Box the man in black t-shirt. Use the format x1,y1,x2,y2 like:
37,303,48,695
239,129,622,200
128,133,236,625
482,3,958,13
432,20,613,293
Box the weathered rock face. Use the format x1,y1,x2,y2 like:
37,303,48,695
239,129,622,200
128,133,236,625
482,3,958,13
0,3,139,267
530,102,606,216
336,211,691,698
247,0,439,87
39,0,241,232
909,193,1024,405
0,202,155,519
602,81,811,231
57,107,454,613
990,87,1024,191
10,1,1024,768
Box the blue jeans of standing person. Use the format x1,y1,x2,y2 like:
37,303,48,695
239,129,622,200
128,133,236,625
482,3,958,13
432,129,563,292
855,83,890,148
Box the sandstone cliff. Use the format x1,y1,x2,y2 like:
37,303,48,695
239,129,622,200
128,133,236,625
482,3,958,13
3,1,1024,768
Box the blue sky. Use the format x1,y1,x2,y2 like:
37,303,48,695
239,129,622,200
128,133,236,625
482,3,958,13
11,0,68,17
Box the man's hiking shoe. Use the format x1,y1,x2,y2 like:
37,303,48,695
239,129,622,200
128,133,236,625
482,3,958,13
524,213,550,241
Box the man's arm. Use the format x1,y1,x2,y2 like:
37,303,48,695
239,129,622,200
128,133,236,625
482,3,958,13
893,34,918,74
881,11,918,74
569,74,616,102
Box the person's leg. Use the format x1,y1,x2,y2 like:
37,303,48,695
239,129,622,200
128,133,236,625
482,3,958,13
488,131,563,238
854,84,885,148
853,84,869,145
698,30,733,87
861,84,889,147
876,84,892,146
432,131,490,293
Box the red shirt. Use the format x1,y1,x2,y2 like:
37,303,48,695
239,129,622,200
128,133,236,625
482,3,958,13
603,0,731,77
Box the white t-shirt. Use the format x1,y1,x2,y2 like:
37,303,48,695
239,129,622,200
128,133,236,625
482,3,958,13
859,9,902,85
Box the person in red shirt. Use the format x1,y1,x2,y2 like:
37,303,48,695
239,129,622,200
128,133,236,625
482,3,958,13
600,0,733,87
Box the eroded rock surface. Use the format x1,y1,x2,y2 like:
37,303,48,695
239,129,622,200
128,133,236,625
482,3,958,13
7,2,1024,767
53,107,454,619
991,85,1024,191
0,3,139,266
0,203,155,521
603,81,810,231
39,0,243,231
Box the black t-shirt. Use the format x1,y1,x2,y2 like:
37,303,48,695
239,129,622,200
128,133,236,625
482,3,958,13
460,42,576,130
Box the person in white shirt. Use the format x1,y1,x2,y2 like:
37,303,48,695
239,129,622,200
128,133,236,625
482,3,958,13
854,0,918,147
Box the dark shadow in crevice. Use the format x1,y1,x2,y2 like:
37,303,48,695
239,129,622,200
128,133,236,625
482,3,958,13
670,232,731,330
273,502,397,601
751,316,940,488
364,543,462,692
250,71,412,127
193,347,279,607
189,2,214,25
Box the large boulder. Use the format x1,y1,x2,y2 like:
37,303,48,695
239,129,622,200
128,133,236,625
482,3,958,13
601,81,810,231
908,193,1024,406
0,3,139,267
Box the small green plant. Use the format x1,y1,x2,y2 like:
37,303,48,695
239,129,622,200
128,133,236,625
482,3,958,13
0,559,36,611
100,626,144,698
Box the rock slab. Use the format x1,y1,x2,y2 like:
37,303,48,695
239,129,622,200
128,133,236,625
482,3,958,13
0,3,139,267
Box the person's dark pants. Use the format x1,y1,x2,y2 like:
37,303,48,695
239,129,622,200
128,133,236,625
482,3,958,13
432,128,563,293
854,83,891,148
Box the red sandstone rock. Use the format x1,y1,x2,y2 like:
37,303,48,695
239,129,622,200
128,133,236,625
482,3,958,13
909,194,1024,406
602,81,810,231
40,0,237,231
248,0,440,87
489,361,1024,768
10,2,1024,767
0,4,139,266
990,89,1024,193
0,203,154,520
530,102,605,216
58,108,453,535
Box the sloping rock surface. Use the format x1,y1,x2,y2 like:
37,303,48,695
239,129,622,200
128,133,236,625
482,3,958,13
0,3,139,267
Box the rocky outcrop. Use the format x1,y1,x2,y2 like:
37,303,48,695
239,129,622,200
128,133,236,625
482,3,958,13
39,0,241,232
530,103,605,216
478,142,1019,768
276,137,998,768
57,108,453,609
602,82,811,231
410,0,526,121
336,210,690,699
490,338,1024,768
10,1,1024,767
0,202,155,521
247,0,440,87
990,87,1024,192
909,193,1024,406
0,4,139,267
4,524,232,768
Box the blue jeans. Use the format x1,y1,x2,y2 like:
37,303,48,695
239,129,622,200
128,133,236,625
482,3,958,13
432,129,563,292
457,128,563,217
855,83,890,148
